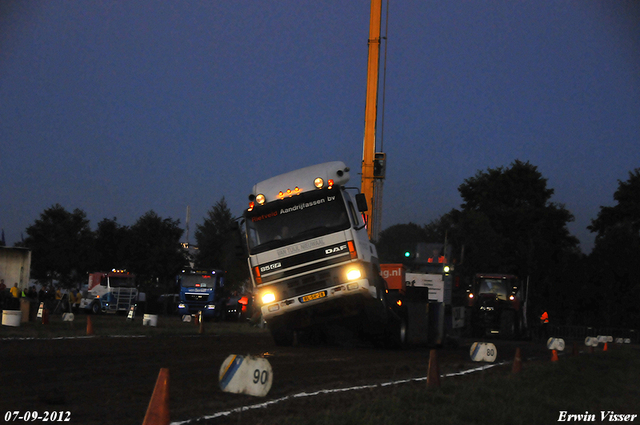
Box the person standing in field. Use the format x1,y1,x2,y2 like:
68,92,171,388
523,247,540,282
9,283,20,308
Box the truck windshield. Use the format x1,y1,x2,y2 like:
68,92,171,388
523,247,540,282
109,277,135,287
179,274,216,288
478,279,509,300
245,188,350,254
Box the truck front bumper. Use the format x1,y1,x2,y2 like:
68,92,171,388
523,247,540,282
178,301,221,317
260,278,377,323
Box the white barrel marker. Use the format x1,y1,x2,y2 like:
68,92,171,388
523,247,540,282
547,337,565,351
219,354,273,397
470,342,497,362
585,336,598,347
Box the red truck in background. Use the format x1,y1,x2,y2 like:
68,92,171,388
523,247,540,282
81,270,138,314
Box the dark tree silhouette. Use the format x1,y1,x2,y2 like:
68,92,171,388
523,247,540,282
24,204,94,288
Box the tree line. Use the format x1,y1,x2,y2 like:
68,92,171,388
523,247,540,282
13,198,248,296
377,161,640,329
7,161,639,328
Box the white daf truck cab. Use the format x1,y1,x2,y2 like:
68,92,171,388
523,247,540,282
243,161,404,345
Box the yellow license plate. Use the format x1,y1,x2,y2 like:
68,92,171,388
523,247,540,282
301,291,326,303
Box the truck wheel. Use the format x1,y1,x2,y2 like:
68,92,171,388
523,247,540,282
91,302,101,315
500,311,516,339
385,317,408,349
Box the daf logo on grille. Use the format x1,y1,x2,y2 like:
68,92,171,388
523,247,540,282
325,245,347,255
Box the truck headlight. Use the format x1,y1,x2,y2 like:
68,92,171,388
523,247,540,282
346,268,362,281
178,303,186,308
262,292,276,304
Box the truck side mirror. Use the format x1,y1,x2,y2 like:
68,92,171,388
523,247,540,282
355,193,368,212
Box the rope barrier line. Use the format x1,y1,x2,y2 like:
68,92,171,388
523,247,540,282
0,333,216,342
0,334,147,341
170,359,513,425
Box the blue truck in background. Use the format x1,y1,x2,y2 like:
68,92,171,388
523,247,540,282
177,269,226,319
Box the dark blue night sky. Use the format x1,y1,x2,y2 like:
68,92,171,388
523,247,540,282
2,1,639,253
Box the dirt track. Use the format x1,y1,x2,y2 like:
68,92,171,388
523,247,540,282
0,317,551,425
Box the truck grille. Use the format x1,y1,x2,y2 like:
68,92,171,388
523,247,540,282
285,271,335,298
185,294,209,301
259,247,351,284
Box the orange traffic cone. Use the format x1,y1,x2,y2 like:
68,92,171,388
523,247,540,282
86,316,94,336
603,342,608,351
512,348,522,374
142,368,170,425
427,349,440,388
193,312,199,326
551,349,559,362
42,309,49,325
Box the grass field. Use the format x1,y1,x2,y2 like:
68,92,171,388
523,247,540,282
3,312,638,425
272,346,640,425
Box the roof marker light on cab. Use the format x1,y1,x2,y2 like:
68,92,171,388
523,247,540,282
256,194,266,205
314,177,324,189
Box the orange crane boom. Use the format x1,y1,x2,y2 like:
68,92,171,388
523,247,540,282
361,0,383,241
